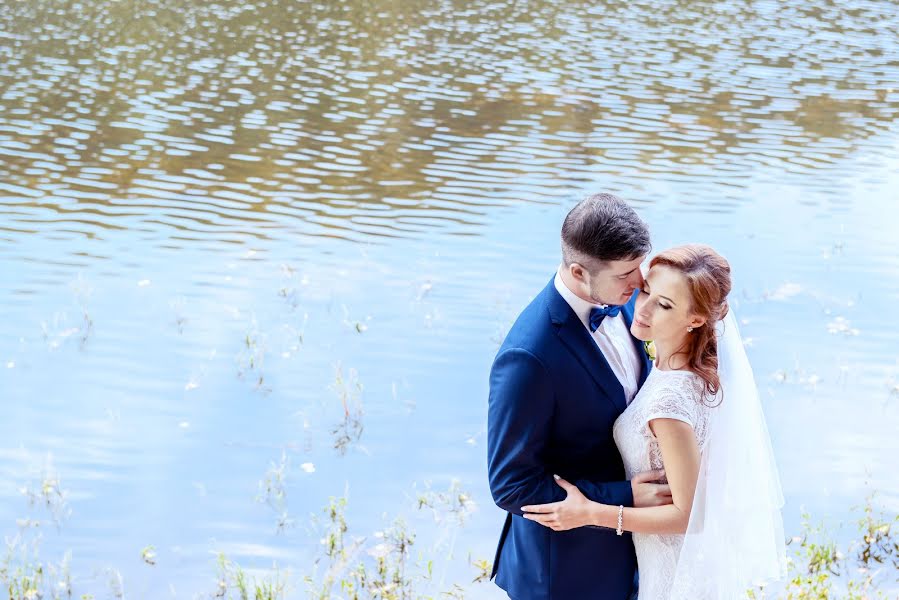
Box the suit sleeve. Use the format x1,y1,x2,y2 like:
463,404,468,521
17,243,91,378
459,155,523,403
572,476,633,508
488,347,634,515
488,347,565,515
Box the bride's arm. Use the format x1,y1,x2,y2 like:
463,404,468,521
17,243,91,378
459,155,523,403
595,418,700,534
522,417,700,534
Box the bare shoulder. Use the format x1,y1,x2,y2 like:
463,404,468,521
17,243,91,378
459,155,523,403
647,416,696,440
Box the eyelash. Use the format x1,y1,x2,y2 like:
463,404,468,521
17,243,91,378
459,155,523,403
640,289,672,310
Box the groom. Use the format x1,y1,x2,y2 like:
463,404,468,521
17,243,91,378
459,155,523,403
487,193,672,599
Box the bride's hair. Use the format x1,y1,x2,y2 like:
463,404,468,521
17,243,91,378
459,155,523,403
649,244,732,403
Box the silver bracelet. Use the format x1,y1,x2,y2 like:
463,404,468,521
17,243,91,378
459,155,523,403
616,505,624,536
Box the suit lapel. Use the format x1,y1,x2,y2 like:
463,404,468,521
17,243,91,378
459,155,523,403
544,279,626,413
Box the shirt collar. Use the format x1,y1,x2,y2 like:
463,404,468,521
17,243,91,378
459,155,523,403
554,265,615,331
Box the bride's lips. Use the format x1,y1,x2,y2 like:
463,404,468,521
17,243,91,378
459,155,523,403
633,319,650,328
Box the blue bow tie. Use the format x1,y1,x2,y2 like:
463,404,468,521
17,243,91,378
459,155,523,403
589,304,622,332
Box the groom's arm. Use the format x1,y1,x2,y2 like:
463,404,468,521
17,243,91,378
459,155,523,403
571,476,633,509
487,347,634,515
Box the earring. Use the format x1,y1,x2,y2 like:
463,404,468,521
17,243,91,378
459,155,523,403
687,327,693,332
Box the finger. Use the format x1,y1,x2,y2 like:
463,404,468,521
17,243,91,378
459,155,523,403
528,510,559,522
535,513,559,525
655,484,672,496
523,514,551,528
521,503,559,514
553,476,577,493
523,513,556,528
634,468,665,484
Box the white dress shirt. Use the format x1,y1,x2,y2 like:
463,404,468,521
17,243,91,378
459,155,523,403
554,268,641,405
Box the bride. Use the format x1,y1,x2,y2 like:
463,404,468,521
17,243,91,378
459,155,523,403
521,244,787,599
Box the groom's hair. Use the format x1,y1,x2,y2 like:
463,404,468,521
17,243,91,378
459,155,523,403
561,193,651,271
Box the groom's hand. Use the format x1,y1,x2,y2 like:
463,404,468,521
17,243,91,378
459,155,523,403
631,469,672,508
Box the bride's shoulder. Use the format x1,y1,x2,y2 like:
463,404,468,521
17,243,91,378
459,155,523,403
647,367,701,386
638,370,715,437
645,369,709,406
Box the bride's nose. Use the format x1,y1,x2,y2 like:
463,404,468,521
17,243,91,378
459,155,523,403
635,297,651,317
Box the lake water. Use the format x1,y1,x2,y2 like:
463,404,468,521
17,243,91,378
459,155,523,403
1,0,898,597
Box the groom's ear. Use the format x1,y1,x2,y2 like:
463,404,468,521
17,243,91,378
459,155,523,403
570,263,590,285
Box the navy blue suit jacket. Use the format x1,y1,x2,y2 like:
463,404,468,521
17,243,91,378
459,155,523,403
487,278,652,600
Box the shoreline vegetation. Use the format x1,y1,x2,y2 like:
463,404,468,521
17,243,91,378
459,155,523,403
5,273,897,599
4,254,897,600
2,459,896,599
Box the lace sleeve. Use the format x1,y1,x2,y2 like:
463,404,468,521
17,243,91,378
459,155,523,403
641,381,699,439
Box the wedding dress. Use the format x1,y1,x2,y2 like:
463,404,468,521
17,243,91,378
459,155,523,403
612,313,786,599
613,367,711,599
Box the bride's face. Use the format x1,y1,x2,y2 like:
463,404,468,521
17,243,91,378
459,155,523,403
631,265,706,344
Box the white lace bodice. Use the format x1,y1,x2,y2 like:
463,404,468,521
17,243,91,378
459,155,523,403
612,367,713,600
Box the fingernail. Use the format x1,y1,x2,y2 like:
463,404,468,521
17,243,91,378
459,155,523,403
553,474,560,480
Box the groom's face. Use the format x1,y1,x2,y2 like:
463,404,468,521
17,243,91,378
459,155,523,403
580,255,646,306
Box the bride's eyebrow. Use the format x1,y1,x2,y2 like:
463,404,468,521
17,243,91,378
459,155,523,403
643,281,676,305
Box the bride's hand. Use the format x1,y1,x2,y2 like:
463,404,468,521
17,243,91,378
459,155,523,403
521,475,594,531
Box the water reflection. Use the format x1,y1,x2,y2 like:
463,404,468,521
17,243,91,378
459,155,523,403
2,0,898,244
